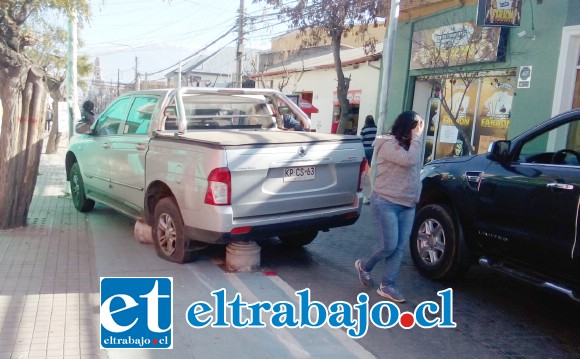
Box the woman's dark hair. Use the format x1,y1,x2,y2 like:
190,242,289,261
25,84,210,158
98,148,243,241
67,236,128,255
82,100,95,112
364,115,375,127
389,110,418,150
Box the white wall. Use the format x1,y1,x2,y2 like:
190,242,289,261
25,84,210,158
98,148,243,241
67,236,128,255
552,25,580,115
265,61,382,134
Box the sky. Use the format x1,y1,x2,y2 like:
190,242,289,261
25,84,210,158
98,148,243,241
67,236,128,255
76,0,290,84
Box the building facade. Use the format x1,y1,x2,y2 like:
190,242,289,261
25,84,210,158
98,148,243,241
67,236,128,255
384,0,580,161
254,45,382,134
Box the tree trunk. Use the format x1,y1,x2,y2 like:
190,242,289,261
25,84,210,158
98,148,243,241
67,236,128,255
0,64,48,228
331,32,351,135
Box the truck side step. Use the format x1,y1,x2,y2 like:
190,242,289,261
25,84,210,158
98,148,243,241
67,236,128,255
479,257,580,302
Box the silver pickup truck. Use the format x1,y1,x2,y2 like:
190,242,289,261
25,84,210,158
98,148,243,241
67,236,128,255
66,88,365,263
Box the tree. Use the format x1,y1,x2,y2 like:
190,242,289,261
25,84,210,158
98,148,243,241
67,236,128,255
254,0,383,134
410,21,508,155
0,0,90,228
249,57,305,92
26,20,93,154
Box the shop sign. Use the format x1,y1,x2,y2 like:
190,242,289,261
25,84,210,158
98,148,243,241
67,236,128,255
332,90,361,106
517,65,532,88
410,22,506,70
477,0,522,27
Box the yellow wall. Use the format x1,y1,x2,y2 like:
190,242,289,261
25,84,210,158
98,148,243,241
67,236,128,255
271,23,387,52
270,1,477,53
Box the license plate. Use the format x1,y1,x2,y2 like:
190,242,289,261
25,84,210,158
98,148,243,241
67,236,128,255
283,166,316,182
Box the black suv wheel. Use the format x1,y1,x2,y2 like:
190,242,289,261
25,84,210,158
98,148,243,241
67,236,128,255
410,204,469,280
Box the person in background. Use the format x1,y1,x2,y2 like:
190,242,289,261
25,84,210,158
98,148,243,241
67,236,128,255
75,100,96,134
45,104,53,132
81,100,96,125
360,115,377,204
360,115,377,163
354,111,424,303
281,106,304,131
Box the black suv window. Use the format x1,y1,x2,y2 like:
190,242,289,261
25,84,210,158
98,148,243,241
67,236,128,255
519,117,580,166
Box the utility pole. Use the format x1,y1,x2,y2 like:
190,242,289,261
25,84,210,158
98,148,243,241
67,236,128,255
178,60,182,88
117,69,120,96
66,8,80,139
235,0,244,88
135,57,140,91
370,0,400,190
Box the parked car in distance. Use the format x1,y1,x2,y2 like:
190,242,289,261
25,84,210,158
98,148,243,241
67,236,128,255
411,109,580,301
66,88,366,263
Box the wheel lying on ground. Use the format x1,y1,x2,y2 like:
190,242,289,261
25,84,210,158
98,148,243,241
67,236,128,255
410,204,469,280
153,197,196,263
70,162,95,212
278,230,318,248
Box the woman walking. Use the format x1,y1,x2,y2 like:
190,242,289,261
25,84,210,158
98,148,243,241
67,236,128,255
355,111,424,302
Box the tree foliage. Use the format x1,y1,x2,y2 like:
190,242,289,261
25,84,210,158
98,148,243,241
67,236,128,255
25,17,93,153
0,0,91,228
254,0,383,134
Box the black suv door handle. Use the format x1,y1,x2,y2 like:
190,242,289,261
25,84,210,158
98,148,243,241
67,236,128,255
464,171,483,183
546,183,574,190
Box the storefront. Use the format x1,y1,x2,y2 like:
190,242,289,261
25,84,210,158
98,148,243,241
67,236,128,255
383,0,579,163
417,72,515,163
331,89,362,134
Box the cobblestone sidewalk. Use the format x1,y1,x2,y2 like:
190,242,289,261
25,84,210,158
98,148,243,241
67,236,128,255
0,146,105,359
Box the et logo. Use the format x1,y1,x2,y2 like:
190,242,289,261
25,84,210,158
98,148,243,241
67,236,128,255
100,277,173,349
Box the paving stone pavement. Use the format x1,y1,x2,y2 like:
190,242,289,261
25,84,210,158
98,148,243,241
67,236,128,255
0,144,105,359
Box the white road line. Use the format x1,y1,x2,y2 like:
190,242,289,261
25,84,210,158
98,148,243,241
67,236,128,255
268,275,376,359
225,273,312,359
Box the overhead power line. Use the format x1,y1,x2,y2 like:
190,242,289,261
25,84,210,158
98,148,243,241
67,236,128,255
145,24,237,76
130,0,301,78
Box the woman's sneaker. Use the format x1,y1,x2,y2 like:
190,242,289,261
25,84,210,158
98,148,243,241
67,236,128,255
355,259,374,288
376,284,405,303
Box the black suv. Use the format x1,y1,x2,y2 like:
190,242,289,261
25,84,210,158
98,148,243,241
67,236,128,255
411,109,580,301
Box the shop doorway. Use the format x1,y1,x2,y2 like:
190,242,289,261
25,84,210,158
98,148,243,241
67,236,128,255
331,90,362,134
414,74,515,163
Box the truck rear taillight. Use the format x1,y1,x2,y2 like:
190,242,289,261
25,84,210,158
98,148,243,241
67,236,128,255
205,168,231,205
358,158,368,192
231,226,251,235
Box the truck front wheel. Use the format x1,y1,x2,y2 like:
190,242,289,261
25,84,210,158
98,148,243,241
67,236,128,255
70,162,95,212
153,197,196,263
410,204,469,280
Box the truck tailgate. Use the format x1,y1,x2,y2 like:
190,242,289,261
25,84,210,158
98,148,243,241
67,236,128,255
225,138,363,218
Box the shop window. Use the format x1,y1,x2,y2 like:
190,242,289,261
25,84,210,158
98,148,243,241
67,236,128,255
332,105,359,135
429,75,514,160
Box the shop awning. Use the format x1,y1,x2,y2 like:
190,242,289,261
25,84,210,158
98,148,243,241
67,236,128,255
299,99,319,114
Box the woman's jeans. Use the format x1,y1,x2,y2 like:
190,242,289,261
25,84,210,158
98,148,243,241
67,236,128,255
361,192,416,287
364,148,373,165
